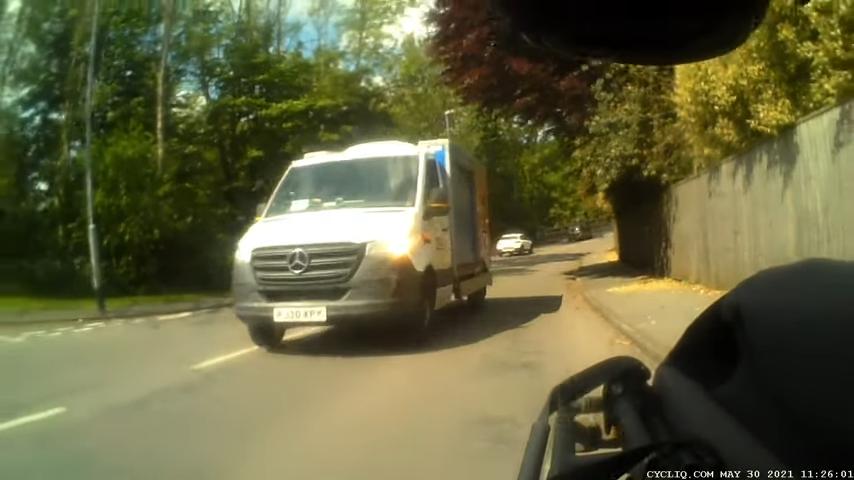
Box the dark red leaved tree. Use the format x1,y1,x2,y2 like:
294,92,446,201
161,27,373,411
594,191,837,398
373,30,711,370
429,0,601,134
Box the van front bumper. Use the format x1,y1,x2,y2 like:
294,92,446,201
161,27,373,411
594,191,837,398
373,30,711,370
234,298,419,327
231,254,424,328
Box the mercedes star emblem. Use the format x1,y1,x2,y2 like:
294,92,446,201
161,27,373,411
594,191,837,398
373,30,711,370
287,248,310,274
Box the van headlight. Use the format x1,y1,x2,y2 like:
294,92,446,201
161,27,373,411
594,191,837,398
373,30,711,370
368,235,418,258
234,240,253,263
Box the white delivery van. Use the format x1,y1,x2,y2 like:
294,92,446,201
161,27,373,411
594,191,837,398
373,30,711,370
231,139,492,348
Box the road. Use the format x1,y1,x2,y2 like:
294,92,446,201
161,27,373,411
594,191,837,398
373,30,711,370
0,236,649,480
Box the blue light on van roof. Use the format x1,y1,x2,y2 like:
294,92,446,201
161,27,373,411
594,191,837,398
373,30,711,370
435,148,446,168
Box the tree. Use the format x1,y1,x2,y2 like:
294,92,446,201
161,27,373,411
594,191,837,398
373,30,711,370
273,0,288,52
308,0,338,53
155,0,175,173
0,0,403,294
674,0,854,168
384,35,462,140
338,0,410,73
0,2,27,98
573,65,690,194
429,0,600,135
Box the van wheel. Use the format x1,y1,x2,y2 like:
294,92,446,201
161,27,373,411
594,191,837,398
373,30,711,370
409,278,436,345
466,287,487,310
248,323,286,350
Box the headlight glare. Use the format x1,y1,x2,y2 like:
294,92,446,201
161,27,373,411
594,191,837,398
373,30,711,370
234,240,253,263
369,235,417,258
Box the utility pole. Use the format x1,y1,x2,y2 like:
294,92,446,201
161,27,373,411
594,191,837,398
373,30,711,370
444,109,455,141
83,0,106,313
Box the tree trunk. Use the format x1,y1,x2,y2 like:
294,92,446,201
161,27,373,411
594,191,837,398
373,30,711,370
353,2,367,70
275,0,284,53
156,0,175,174
0,4,28,97
83,0,105,312
60,13,89,167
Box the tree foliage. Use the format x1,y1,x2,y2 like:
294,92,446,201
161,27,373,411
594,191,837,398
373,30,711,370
573,65,690,193
0,1,397,294
2,0,849,297
674,0,853,167
384,35,460,141
429,0,599,135
338,0,412,73
430,0,852,204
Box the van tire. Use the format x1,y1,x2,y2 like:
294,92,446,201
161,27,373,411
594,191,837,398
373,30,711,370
409,275,436,345
248,323,286,350
466,287,487,310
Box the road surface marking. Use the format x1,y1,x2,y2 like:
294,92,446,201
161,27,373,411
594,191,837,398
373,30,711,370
56,327,74,332
87,321,106,327
46,332,63,337
0,407,67,433
22,330,46,337
157,312,193,321
191,346,258,371
130,318,145,324
283,326,327,341
72,327,94,333
0,335,23,343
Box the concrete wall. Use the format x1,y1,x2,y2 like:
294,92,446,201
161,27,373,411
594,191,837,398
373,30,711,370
666,100,854,289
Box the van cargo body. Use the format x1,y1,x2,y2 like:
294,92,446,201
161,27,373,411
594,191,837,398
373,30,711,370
231,139,492,347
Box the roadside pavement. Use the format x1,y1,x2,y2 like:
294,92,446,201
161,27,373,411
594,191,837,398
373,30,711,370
0,296,232,326
569,233,725,361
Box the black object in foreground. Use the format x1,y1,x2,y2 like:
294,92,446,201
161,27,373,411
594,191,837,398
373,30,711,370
519,259,854,479
491,0,771,65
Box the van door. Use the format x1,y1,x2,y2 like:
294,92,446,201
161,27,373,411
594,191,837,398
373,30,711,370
421,152,454,305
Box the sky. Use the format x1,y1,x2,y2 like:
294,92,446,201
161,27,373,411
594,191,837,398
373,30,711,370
287,0,432,42
0,0,432,46
392,2,432,39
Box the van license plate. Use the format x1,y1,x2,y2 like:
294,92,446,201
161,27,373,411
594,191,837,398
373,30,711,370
273,307,327,323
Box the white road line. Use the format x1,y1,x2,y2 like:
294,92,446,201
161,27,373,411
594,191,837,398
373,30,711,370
46,332,63,337
156,312,193,321
55,327,74,332
0,407,67,433
87,321,106,327
130,318,145,324
72,327,94,333
0,335,23,343
191,346,258,371
22,330,46,337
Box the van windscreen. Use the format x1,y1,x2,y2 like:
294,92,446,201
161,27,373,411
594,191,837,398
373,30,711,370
266,156,419,216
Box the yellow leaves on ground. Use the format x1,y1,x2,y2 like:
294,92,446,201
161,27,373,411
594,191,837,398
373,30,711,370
607,277,725,298
603,249,619,262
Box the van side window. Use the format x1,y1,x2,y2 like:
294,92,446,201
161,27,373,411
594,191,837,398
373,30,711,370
424,159,441,198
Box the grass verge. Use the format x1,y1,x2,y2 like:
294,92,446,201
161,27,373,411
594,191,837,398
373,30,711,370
0,293,222,313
